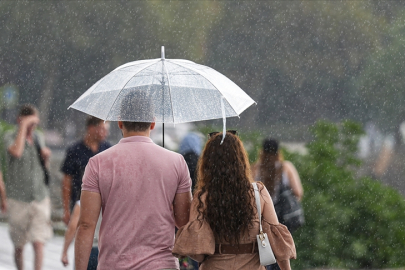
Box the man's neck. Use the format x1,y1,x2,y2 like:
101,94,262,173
123,130,150,138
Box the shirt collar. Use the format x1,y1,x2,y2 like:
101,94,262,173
119,136,153,144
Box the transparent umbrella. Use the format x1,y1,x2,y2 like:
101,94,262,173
69,46,255,145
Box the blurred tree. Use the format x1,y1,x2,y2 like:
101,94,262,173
356,14,405,137
206,1,388,129
0,1,220,130
286,120,405,269
143,1,221,62
1,1,405,136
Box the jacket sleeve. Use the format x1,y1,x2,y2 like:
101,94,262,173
172,197,215,258
263,220,296,261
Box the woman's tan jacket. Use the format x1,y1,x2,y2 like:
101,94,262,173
173,182,296,270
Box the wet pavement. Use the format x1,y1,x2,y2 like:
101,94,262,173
0,222,74,270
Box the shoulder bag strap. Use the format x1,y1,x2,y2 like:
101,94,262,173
252,182,263,233
33,134,50,186
33,135,42,161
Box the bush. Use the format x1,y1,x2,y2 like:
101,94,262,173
288,120,405,269
0,120,14,181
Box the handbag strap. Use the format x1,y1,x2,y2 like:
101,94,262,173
252,182,263,233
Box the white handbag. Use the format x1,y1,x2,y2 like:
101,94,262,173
252,182,277,266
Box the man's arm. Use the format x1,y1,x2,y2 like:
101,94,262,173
40,147,52,167
62,174,73,225
8,115,39,158
0,171,7,213
173,191,192,228
61,203,80,266
74,191,101,270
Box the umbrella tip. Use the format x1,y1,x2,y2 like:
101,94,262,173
161,46,165,60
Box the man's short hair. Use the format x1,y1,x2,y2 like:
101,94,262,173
18,104,38,117
86,116,103,128
120,90,154,132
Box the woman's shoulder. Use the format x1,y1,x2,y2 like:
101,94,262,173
253,181,271,197
254,181,266,190
282,160,296,170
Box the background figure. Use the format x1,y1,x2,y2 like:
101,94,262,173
178,133,202,270
4,104,53,270
173,132,296,270
0,170,7,213
61,200,101,270
252,138,303,201
252,138,303,270
60,116,111,225
179,133,202,193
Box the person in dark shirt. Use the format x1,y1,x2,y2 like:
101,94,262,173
61,116,111,225
179,133,202,194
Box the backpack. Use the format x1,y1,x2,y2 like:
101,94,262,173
274,178,304,233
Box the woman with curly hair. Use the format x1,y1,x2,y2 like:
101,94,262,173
173,131,296,270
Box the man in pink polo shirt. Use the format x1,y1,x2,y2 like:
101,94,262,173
74,91,192,270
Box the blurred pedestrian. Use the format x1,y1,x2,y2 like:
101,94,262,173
3,104,53,270
0,170,7,213
252,138,303,202
252,138,303,270
61,200,101,270
179,133,202,269
75,91,192,270
179,133,202,193
60,116,111,225
173,131,296,270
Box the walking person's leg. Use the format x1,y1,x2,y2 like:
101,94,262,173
33,241,44,270
8,199,30,270
30,198,53,270
14,246,24,270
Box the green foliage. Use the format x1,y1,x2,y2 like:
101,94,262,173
206,2,390,127
288,120,405,269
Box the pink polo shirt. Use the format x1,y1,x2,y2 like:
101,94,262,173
82,136,191,270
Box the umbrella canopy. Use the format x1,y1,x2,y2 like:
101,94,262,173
69,47,255,125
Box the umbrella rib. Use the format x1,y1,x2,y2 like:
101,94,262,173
162,61,175,123
165,60,238,116
104,60,161,121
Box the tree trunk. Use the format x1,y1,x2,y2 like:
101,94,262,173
39,59,59,130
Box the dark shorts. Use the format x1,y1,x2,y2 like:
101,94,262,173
87,247,98,270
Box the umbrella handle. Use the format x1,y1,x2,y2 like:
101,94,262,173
220,96,226,145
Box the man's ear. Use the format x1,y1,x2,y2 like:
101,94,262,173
150,122,156,131
118,121,123,130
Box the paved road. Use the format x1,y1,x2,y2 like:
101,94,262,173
0,222,74,270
